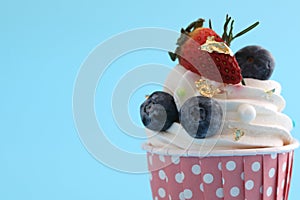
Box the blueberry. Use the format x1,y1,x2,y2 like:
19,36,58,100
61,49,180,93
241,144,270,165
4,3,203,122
140,91,179,131
235,45,275,80
180,96,223,139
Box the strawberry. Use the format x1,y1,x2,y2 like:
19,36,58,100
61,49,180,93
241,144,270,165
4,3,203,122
169,16,259,85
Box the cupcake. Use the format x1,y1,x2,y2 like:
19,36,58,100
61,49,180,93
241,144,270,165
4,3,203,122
140,16,299,200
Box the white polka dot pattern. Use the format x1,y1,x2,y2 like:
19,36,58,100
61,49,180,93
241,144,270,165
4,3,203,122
179,189,192,199
149,155,153,166
230,186,240,197
191,164,201,175
266,186,272,197
240,172,244,181
221,157,244,198
269,168,275,178
251,161,261,172
159,155,165,163
147,151,294,200
260,186,263,194
175,172,184,183
158,188,166,198
159,170,166,180
203,173,214,184
218,162,222,171
199,183,204,192
262,154,278,199
216,188,224,198
282,162,287,172
171,156,180,165
226,161,236,171
271,153,277,159
245,180,254,190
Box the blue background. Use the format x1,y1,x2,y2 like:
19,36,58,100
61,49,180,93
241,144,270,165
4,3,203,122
1,0,299,199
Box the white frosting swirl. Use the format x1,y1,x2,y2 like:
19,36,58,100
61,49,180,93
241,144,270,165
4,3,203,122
145,65,294,151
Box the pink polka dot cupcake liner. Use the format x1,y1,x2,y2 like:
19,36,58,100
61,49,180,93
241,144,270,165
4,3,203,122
143,140,299,200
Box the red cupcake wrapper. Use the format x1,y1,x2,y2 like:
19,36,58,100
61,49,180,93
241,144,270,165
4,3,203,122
147,150,295,200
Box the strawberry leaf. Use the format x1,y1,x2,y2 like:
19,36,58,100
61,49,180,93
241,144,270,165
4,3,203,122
168,52,177,61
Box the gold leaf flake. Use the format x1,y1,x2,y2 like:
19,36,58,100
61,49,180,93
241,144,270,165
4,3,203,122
200,36,234,56
265,88,276,99
195,79,222,98
265,88,276,95
233,128,245,141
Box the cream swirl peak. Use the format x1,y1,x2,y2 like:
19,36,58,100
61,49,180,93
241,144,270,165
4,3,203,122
144,65,293,151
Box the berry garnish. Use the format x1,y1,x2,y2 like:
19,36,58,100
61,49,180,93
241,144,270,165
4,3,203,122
179,96,223,139
169,15,259,85
140,91,179,131
235,45,275,80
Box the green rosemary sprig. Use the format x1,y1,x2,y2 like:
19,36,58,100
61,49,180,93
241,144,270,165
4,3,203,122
209,19,212,29
220,15,260,85
234,21,260,40
222,15,231,41
222,15,259,46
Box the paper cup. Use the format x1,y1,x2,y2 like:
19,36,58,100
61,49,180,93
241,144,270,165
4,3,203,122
143,139,299,200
